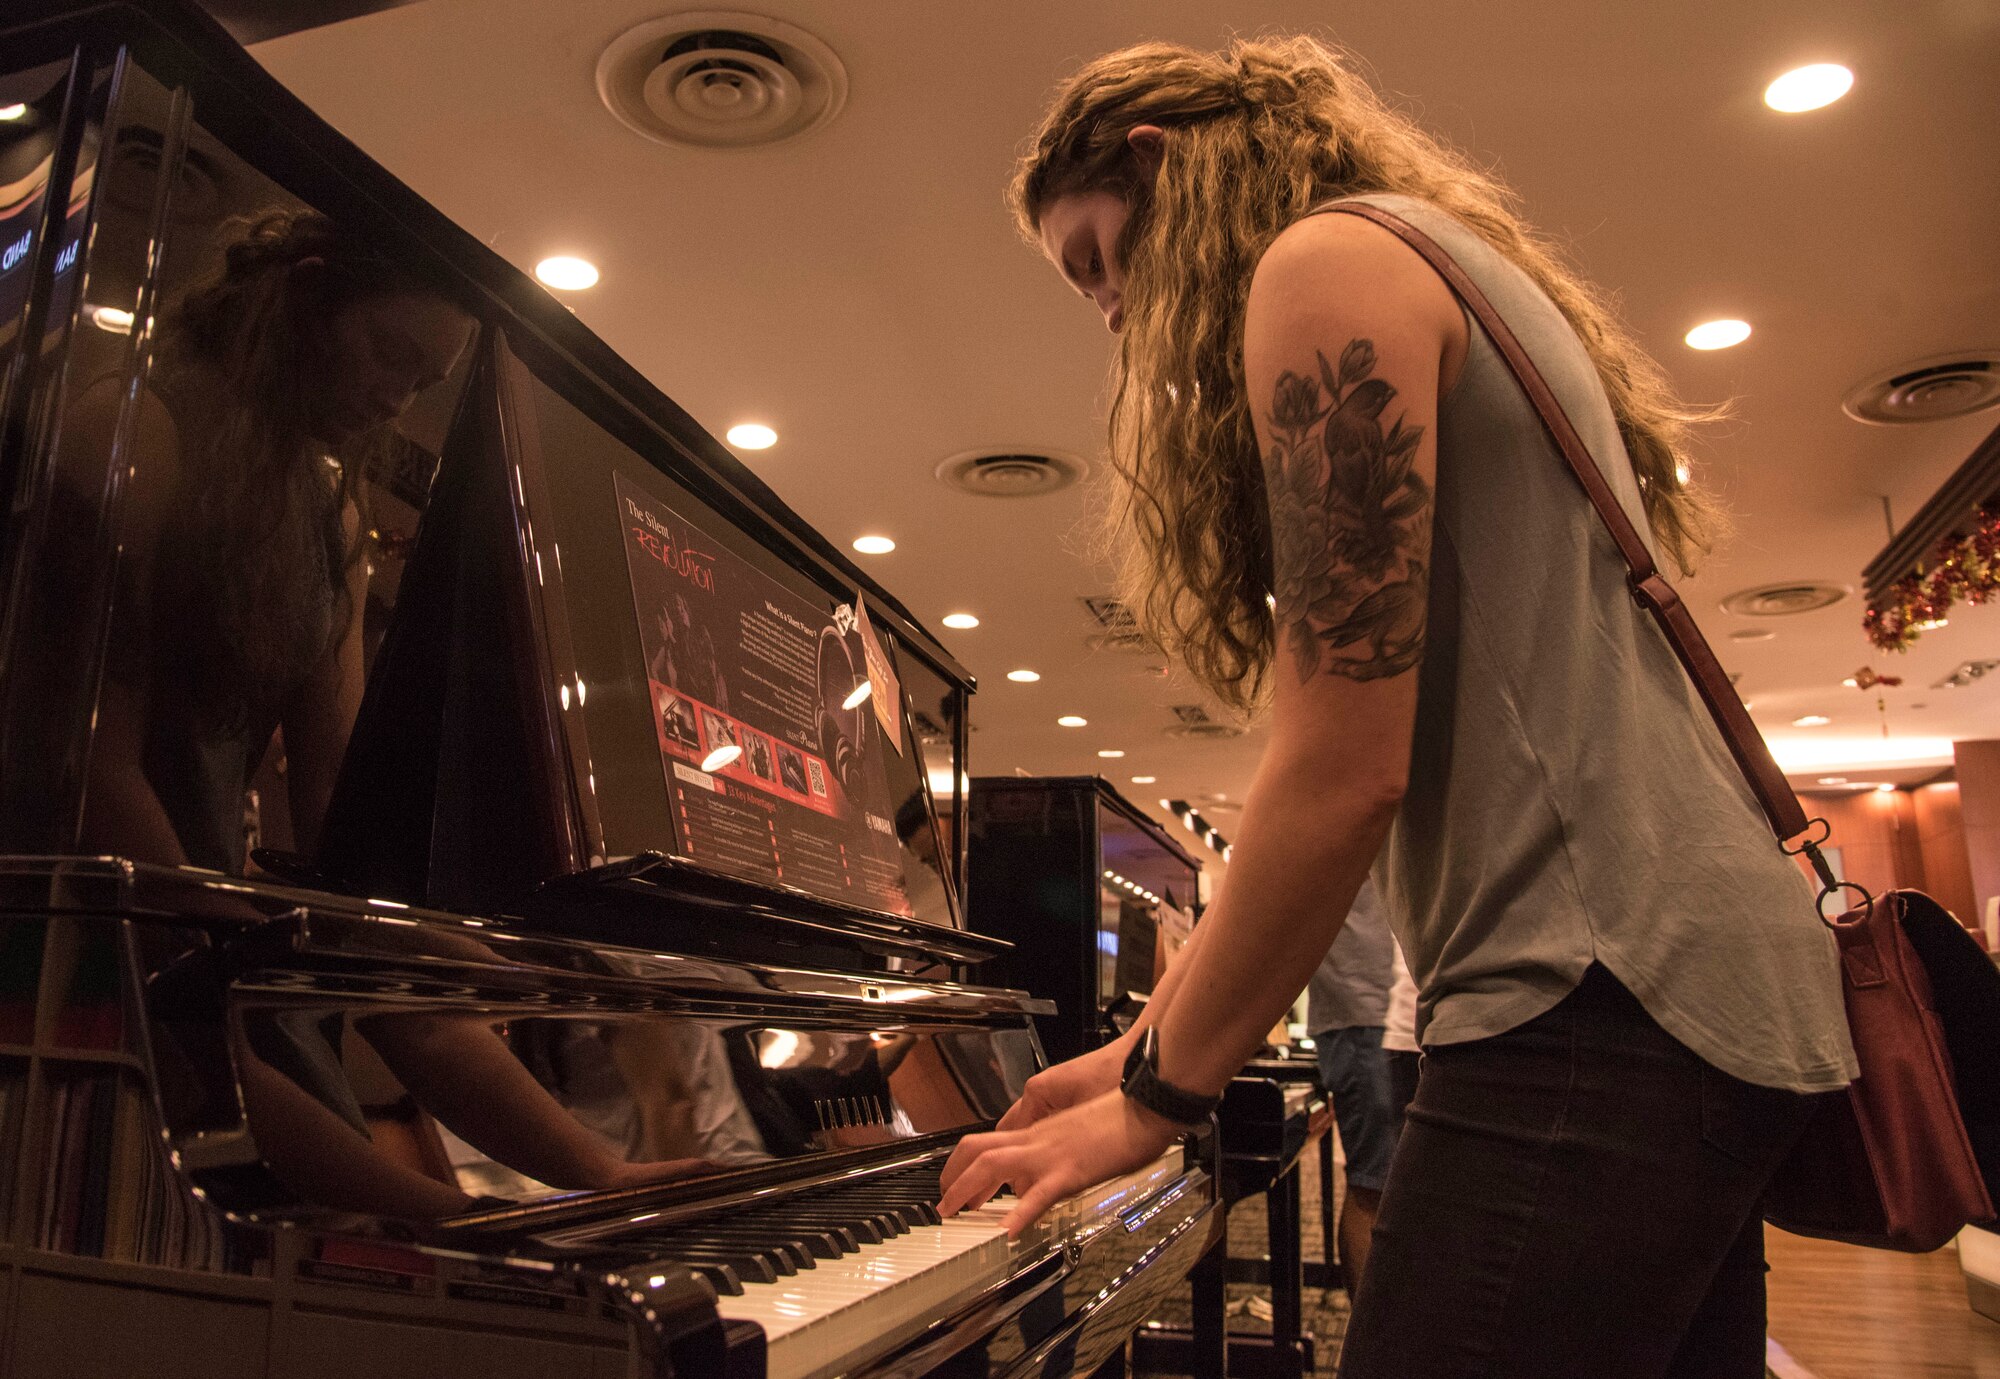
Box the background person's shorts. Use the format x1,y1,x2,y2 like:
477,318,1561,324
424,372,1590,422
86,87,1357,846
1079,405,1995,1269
1315,1024,1397,1193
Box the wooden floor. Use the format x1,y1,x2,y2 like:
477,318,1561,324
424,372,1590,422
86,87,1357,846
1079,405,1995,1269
1765,1228,2000,1379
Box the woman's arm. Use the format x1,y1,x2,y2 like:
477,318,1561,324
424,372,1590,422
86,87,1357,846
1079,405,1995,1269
939,214,1463,1233
281,501,369,857
232,1019,475,1218
364,1015,717,1190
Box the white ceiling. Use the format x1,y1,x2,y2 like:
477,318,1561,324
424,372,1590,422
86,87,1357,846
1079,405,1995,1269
252,0,2000,863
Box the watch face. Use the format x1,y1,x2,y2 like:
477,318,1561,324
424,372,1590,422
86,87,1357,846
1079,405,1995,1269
1123,1028,1150,1082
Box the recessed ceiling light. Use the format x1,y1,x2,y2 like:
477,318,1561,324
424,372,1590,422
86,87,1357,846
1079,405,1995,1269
1685,319,1751,351
726,423,777,450
1841,677,1858,688
534,255,600,291
1764,63,1853,114
1913,617,1949,632
1817,777,1848,786
1006,669,1041,683
1793,714,1832,727
941,613,980,630
1131,775,1157,784
1874,782,1898,793
701,744,742,773
1057,715,1088,728
90,305,135,333
1097,749,1125,759
0,105,26,122
852,535,896,555
1766,735,1954,772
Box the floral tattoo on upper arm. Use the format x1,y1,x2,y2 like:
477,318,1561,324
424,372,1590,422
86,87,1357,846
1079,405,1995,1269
1264,339,1432,685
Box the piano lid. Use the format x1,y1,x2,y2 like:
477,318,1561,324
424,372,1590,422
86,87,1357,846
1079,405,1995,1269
3,858,1047,1231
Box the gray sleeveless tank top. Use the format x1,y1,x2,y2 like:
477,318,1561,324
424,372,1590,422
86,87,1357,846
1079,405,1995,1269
1310,193,1854,1093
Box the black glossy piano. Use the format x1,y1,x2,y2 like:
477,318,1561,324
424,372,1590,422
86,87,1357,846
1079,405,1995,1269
965,778,1200,1067
0,5,1218,1375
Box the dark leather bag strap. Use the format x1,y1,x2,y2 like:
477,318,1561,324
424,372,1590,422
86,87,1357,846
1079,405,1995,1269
1316,201,1813,844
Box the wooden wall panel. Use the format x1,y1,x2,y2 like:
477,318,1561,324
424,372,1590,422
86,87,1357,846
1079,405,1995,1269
1800,790,1913,898
1956,740,2000,934
1912,780,1980,927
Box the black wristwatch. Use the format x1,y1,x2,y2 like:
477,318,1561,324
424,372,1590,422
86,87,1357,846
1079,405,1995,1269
1120,1027,1221,1126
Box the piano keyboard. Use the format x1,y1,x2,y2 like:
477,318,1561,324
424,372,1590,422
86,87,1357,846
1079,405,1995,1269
613,1154,1185,1379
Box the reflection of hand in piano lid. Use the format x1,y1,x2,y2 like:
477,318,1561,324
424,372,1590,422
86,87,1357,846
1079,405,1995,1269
231,990,743,1217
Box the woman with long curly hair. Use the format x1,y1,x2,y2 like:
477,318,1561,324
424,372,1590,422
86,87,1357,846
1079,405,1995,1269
81,209,472,873
940,37,1853,1376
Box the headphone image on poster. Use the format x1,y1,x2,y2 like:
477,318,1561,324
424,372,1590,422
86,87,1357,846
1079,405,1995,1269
816,623,870,791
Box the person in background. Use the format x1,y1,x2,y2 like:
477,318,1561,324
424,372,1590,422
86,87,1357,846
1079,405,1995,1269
1305,876,1395,1294
940,35,1856,1378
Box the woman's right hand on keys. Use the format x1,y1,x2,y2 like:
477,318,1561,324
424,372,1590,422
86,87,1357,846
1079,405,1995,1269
994,1034,1134,1132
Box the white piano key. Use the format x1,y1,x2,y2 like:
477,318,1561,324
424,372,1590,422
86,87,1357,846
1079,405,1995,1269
712,1156,1181,1379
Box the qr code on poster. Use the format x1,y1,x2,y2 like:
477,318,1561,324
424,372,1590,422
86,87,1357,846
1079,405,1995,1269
806,758,828,798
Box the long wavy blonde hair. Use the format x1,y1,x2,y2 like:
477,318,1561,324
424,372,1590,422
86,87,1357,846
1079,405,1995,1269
1012,35,1723,713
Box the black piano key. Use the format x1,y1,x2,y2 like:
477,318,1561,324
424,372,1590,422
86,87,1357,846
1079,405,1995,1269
638,1245,781,1285
680,1261,745,1296
818,1196,939,1230
823,1192,943,1227
644,1215,856,1255
823,1207,902,1238
673,1231,815,1271
855,1208,906,1237
737,1227,844,1259
738,1210,882,1246
789,1229,848,1259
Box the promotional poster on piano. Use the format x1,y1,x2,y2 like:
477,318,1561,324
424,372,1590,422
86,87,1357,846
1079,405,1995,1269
615,474,915,917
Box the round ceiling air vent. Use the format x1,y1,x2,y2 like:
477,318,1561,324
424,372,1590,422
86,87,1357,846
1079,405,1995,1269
935,449,1088,498
108,129,221,220
1164,722,1246,741
597,13,847,150
1719,582,1850,618
1842,352,2000,426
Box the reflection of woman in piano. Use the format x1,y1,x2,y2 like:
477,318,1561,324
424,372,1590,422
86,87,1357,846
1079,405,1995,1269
78,209,474,874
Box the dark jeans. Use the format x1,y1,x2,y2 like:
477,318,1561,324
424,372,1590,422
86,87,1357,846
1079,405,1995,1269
1338,965,1820,1379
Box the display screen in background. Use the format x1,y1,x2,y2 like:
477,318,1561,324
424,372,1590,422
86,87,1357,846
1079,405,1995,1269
1096,803,1198,1005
